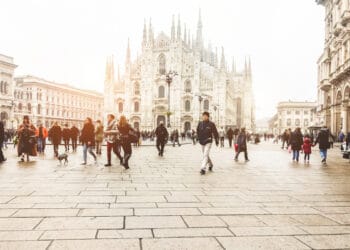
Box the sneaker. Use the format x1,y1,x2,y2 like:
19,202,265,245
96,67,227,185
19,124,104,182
80,162,87,165
104,163,112,167
321,158,326,163
245,159,250,162
200,169,206,175
209,166,213,171
234,158,238,162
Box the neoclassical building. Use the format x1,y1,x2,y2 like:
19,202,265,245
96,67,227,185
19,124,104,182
104,12,255,132
13,75,104,129
0,54,17,128
316,0,350,134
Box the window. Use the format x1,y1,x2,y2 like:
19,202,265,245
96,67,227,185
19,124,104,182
18,103,22,111
158,86,165,98
295,111,300,115
37,104,41,115
295,119,300,126
185,100,191,112
118,102,123,113
304,119,309,127
159,54,166,75
287,110,291,115
134,102,139,112
203,100,209,111
134,82,140,95
185,80,191,93
27,103,31,113
304,110,309,115
287,119,291,126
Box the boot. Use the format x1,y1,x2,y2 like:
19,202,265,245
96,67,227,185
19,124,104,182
123,154,131,169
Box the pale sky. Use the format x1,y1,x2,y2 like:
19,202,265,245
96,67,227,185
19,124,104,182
0,0,325,119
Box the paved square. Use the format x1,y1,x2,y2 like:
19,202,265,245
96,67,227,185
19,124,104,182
0,141,349,249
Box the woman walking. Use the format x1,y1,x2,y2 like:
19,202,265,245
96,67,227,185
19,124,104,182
95,120,104,155
290,127,303,162
80,117,98,166
118,115,134,169
17,115,36,162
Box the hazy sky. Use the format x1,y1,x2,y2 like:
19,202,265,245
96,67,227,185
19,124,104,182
0,0,325,119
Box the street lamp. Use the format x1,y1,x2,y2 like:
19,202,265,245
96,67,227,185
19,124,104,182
166,71,177,128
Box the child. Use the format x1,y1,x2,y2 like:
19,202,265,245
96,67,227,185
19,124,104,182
303,135,312,163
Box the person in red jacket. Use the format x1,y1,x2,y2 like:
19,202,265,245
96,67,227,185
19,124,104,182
303,135,312,164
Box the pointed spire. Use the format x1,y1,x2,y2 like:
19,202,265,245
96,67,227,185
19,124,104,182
215,47,218,68
220,47,225,69
171,15,175,41
187,29,191,46
105,57,110,82
148,18,154,45
248,56,252,74
196,8,203,49
184,24,187,44
110,55,114,81
232,57,236,73
117,64,120,82
143,18,147,45
177,15,181,40
126,38,131,64
244,56,248,74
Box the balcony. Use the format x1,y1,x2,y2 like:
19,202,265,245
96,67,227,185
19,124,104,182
319,78,331,91
153,98,168,107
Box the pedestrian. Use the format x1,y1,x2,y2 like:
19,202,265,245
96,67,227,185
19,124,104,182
227,127,234,147
219,127,225,147
197,112,219,175
155,121,168,157
118,115,135,169
104,114,123,167
302,134,312,164
95,120,104,155
234,128,250,162
80,117,98,166
314,126,331,165
290,127,303,162
17,115,37,162
329,133,335,148
191,129,197,145
49,122,62,158
339,131,345,143
134,128,141,147
70,124,79,152
35,123,48,154
172,129,181,147
62,124,71,152
281,129,288,149
0,121,6,163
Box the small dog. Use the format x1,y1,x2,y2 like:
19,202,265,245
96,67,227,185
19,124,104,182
57,153,68,166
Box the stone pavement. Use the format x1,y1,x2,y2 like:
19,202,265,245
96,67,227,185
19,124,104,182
0,141,350,249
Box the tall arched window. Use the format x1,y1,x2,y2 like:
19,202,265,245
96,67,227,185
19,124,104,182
159,54,166,75
0,81,3,93
158,86,165,98
134,102,139,112
185,80,191,93
37,104,41,115
295,119,300,126
118,102,123,113
27,103,32,113
4,82,8,95
203,100,209,111
185,100,191,112
18,103,22,111
134,82,140,95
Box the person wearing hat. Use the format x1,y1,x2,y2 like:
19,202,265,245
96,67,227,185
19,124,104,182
197,112,219,175
155,121,169,157
17,115,36,162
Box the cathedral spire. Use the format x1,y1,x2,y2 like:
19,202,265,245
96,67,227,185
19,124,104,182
184,24,187,44
105,57,110,82
187,29,191,46
117,64,120,82
142,19,147,46
214,47,218,68
196,8,203,49
220,47,226,70
248,56,252,75
148,18,154,46
110,55,115,81
177,15,181,40
232,57,236,73
171,15,175,41
126,38,131,65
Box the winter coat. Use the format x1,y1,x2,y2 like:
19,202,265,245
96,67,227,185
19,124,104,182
237,132,247,151
80,123,95,146
226,128,234,139
49,125,62,145
302,137,312,154
315,128,330,150
290,131,303,151
196,120,219,145
70,126,80,140
35,126,48,139
155,125,168,142
95,125,104,142
62,128,71,140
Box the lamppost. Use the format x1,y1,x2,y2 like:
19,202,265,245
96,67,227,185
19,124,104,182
166,71,177,128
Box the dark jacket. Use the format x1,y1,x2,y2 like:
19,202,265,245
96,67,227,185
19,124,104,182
118,123,134,143
80,123,95,146
226,128,234,139
70,126,80,140
62,128,70,140
315,128,330,150
196,120,219,145
237,132,247,151
290,131,303,151
49,125,62,145
155,124,169,142
0,121,4,144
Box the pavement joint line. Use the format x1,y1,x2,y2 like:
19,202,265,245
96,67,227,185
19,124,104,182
45,240,54,250
32,217,45,230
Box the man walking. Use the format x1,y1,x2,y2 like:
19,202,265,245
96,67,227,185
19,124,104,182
234,128,249,162
227,127,234,148
197,112,219,175
70,124,79,152
35,123,48,154
155,122,168,156
314,126,331,165
172,129,181,147
219,127,225,147
104,114,123,167
62,124,71,152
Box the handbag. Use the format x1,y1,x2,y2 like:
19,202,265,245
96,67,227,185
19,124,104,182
288,145,292,153
234,143,238,153
128,130,139,143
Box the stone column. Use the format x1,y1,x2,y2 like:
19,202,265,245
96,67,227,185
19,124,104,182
342,101,349,133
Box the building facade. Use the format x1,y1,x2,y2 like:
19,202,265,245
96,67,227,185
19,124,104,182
104,12,255,132
272,101,317,135
13,75,104,129
0,54,17,129
316,0,350,134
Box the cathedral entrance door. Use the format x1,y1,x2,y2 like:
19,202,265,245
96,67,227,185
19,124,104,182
184,122,191,132
157,115,166,126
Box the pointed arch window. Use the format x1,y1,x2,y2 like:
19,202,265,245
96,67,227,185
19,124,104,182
158,86,165,98
203,100,209,111
134,101,139,112
185,100,191,112
134,81,140,95
118,102,123,113
185,80,191,93
159,54,166,75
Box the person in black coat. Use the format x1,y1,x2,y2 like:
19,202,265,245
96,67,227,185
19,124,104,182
290,127,303,162
314,126,330,164
80,117,97,166
197,112,219,175
155,122,168,156
49,122,62,158
0,121,6,162
234,128,249,162
62,124,70,152
118,115,134,169
70,125,80,152
226,127,234,148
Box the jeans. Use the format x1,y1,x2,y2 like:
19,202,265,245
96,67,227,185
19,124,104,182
228,138,233,147
235,148,248,160
201,143,213,171
304,153,310,161
220,137,224,147
156,139,165,155
320,149,327,161
53,144,59,157
64,139,70,152
96,141,102,154
71,138,78,151
83,144,96,163
292,150,300,161
106,142,122,163
37,138,44,153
